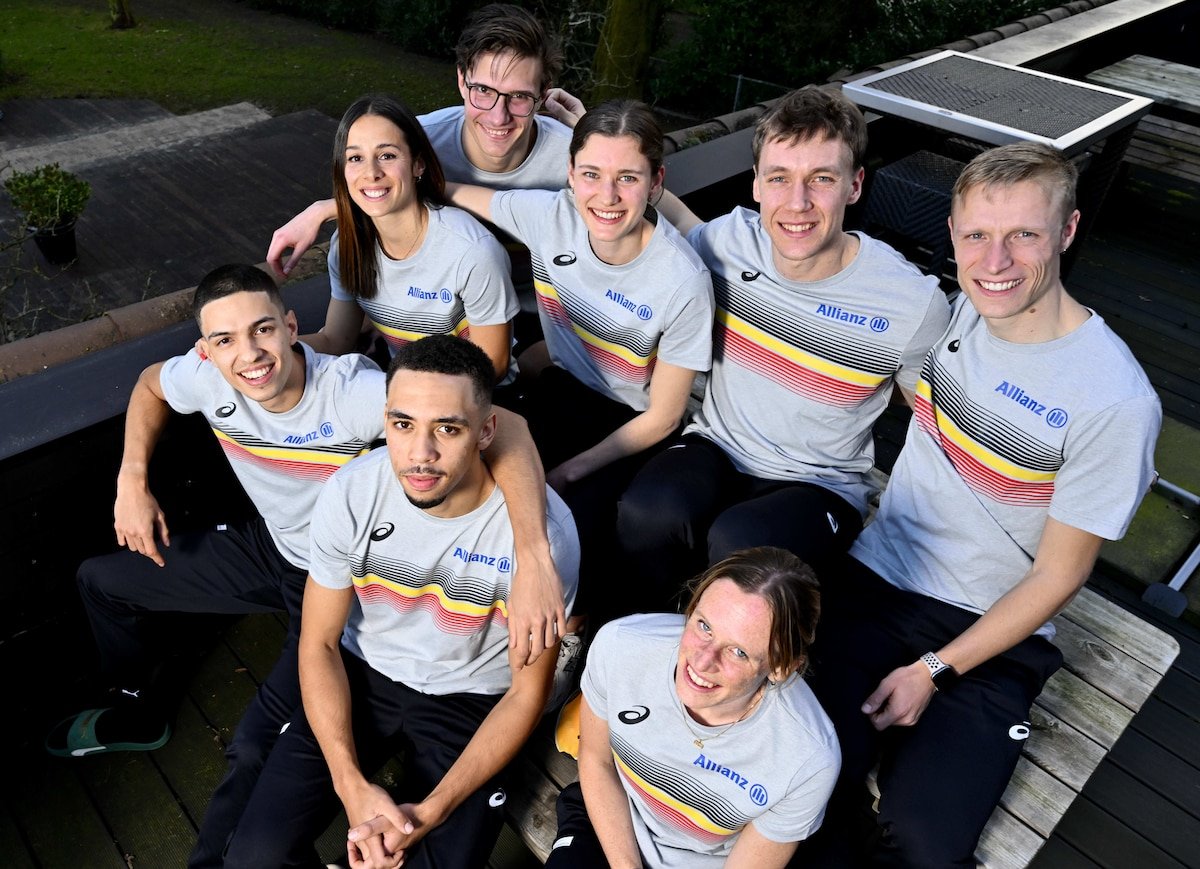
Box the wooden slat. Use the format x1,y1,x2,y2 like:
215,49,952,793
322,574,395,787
1053,618,1161,709
10,761,127,868
1024,705,1107,792
0,801,37,869
1036,668,1135,749
1051,797,1187,869
75,752,196,868
1060,588,1180,676
151,697,229,829
1087,56,1200,117
975,807,1045,869
505,753,563,862
998,756,1078,838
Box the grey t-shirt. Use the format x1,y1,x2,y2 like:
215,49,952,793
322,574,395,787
420,105,571,190
159,344,385,568
685,209,950,515
308,448,580,695
852,297,1161,635
583,614,840,868
490,189,714,410
329,205,519,378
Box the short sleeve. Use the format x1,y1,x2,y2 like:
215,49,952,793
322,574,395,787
656,268,715,373
750,754,840,843
545,489,581,619
307,471,356,589
1049,394,1161,540
895,290,951,394
331,355,387,443
158,349,211,415
580,620,619,721
328,231,352,303
489,189,554,247
459,232,519,326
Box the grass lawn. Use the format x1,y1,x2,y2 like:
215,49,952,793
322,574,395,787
0,0,460,119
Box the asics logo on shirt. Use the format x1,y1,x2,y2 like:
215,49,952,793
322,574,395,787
215,403,237,418
618,706,650,724
605,289,653,321
740,270,761,282
370,523,395,541
553,252,578,266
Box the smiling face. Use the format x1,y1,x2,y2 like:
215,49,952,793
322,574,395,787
568,133,663,265
675,578,778,727
950,179,1079,342
343,113,424,226
198,291,303,413
457,50,544,175
384,369,496,517
752,134,864,282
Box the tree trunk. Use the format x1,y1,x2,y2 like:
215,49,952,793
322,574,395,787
108,0,136,30
590,0,661,103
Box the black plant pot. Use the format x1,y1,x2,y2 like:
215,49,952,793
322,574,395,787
29,218,79,265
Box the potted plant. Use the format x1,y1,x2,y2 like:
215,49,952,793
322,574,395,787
4,162,91,264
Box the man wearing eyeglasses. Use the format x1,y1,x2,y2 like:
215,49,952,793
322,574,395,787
267,3,578,279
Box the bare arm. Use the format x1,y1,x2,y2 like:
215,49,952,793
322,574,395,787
863,518,1103,730
546,360,695,491
725,823,799,869
114,362,173,566
267,198,338,278
468,322,514,385
444,183,497,225
484,408,565,668
300,297,367,356
300,579,409,868
655,189,704,238
578,696,643,869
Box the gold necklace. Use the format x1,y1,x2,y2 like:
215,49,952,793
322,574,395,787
384,209,427,261
682,685,765,750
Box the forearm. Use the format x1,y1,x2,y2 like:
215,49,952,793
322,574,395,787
300,638,365,798
656,189,702,237
486,409,551,554
119,366,172,486
557,405,679,483
579,754,643,869
298,330,339,355
420,679,547,825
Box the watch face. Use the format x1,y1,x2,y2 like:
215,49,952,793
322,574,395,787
932,666,959,691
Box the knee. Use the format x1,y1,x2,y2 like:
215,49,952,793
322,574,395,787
706,509,766,563
222,825,304,869
616,477,697,548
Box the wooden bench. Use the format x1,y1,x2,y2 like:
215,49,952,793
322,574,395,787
1085,55,1200,185
505,575,1181,867
1086,55,1200,123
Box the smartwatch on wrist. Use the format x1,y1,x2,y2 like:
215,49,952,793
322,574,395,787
920,651,960,692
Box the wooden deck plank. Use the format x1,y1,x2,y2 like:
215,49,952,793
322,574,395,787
1087,56,1200,118
1060,590,1181,676
975,809,1044,869
1036,669,1135,748
1106,728,1200,820
9,761,127,869
1051,796,1187,869
1027,835,1103,869
1063,763,1200,867
153,697,231,830
0,802,36,869
1025,705,1107,792
998,757,1079,839
1130,696,1200,770
74,752,196,868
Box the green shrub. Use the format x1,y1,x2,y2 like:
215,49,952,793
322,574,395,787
4,163,92,229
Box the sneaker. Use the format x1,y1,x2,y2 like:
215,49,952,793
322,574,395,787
544,633,584,713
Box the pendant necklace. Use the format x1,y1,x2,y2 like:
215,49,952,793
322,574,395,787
683,685,765,750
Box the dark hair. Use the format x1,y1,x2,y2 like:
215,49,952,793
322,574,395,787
456,4,562,93
385,334,493,410
752,85,868,171
332,94,447,301
569,99,665,176
192,264,282,327
684,547,821,678
953,141,1079,228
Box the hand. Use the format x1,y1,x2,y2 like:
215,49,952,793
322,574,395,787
543,87,586,128
266,201,328,278
347,795,440,868
861,661,936,730
114,477,170,567
507,548,566,669
343,784,418,869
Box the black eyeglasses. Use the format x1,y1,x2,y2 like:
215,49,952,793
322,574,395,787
464,78,542,118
